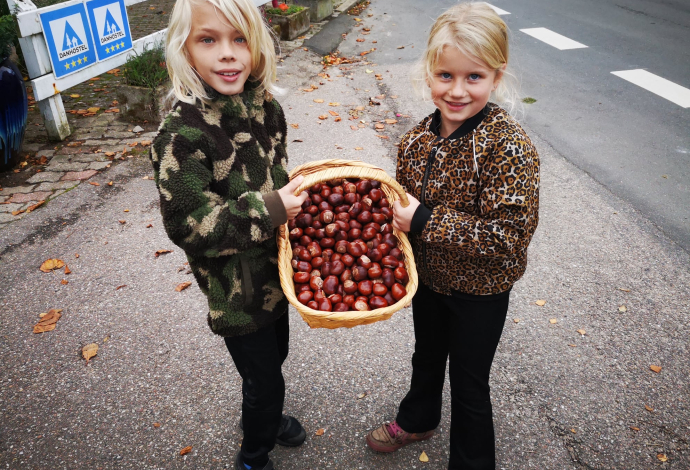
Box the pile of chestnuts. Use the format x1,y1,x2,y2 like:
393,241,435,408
288,178,409,312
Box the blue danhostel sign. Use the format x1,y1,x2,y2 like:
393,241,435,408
85,0,133,61
39,3,98,78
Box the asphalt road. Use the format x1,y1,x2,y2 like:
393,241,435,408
1,1,689,469
346,0,690,252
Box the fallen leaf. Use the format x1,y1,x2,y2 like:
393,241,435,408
365,69,373,74
384,119,398,124
354,147,363,150
355,105,365,111
70,94,80,98
140,140,151,146
155,249,173,257
82,343,98,362
397,45,405,49
356,38,365,42
329,102,340,106
118,220,126,224
657,453,668,462
649,365,662,373
535,299,546,306
354,18,362,21
619,305,627,312
75,254,80,258
334,117,342,122
146,224,153,228
645,405,654,412
108,181,113,186
292,139,303,143
576,329,586,335
116,285,127,290
64,265,71,275
513,318,520,323
571,428,577,433
33,308,63,333
105,152,116,157
25,200,45,213
549,318,558,324
619,287,631,292
357,392,367,399
153,422,161,428
328,110,339,116
630,426,639,431
180,446,192,456
40,258,65,273
313,99,324,103
569,344,577,347
87,107,100,113
290,123,299,129
376,135,389,139
89,182,100,186
315,428,325,436
419,451,429,462
123,209,129,212
12,209,25,216
350,125,358,130
176,282,192,292
375,123,385,129
318,115,329,120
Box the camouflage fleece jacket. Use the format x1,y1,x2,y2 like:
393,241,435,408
150,83,289,337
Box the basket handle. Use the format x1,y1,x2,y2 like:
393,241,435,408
289,159,409,207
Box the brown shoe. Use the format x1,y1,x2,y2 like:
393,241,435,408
366,420,434,453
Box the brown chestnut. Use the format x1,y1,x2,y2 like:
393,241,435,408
327,193,344,207
340,269,352,282
310,276,324,291
372,213,387,224
391,283,407,301
318,201,333,213
311,256,324,268
307,242,322,257
344,193,358,205
332,185,344,195
357,211,372,224
288,218,297,231
311,183,322,193
297,291,314,305
356,180,372,195
383,233,399,247
349,220,362,230
294,272,310,284
314,290,326,302
384,292,395,306
307,300,319,310
323,276,339,295
321,262,331,277
333,302,349,312
368,263,383,278
311,193,323,204
325,223,338,237
373,283,388,296
295,213,312,228
320,210,334,224
390,247,403,260
394,266,409,285
378,242,392,256
367,248,382,262
382,268,396,288
306,205,319,216
296,261,312,273
343,294,356,307
352,265,368,282
343,280,358,295
354,300,370,311
318,298,333,312
379,197,390,208
361,227,377,241
357,255,372,269
289,227,303,241
320,187,331,198
299,235,312,247
382,255,399,269
335,230,349,242
343,182,357,193
341,254,355,267
328,294,343,305
347,242,364,258
369,296,388,309
335,240,349,254
348,228,362,240
336,212,351,222
348,202,362,218
369,188,383,202
320,237,335,248
330,260,345,276
380,207,393,219
358,280,373,296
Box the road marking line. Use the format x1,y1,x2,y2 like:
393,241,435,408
520,27,588,50
611,69,690,108
483,3,510,15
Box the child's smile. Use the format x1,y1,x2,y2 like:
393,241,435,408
429,46,503,137
185,1,252,96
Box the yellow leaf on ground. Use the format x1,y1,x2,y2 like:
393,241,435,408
290,123,299,129
179,446,192,455
105,152,116,157
116,285,127,290
419,451,429,462
315,428,325,436
356,38,365,42
375,123,385,129
82,343,98,362
33,309,63,333
619,287,631,292
357,392,367,399
350,125,358,130
657,454,668,462
108,181,113,186
335,117,341,122
318,115,328,120
619,305,627,312
176,282,192,292
89,182,100,186
64,265,71,275
354,147,363,150
313,99,324,103
87,107,100,113
645,404,654,412
70,94,80,98
630,426,639,431
328,102,340,106
535,299,546,306
649,365,662,373
329,110,339,116
384,119,398,124
513,318,520,323
40,258,65,273
576,329,586,335
549,318,558,324
155,249,173,257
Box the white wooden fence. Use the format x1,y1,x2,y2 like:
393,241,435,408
9,0,266,141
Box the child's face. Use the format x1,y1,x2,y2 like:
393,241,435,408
428,46,503,135
185,1,252,96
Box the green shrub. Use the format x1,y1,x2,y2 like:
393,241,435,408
122,44,168,89
0,15,15,60
266,5,304,15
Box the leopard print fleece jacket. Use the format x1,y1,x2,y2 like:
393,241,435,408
150,82,290,337
399,103,540,296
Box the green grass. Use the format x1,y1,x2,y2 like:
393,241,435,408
522,97,537,104
122,44,168,89
266,5,304,15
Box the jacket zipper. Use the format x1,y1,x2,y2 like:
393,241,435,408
419,145,438,280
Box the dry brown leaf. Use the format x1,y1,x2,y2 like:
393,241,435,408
328,110,339,116
153,422,161,428
313,99,324,103
569,344,577,347
61,279,69,285
350,125,358,130
315,428,325,436
329,102,340,106
146,224,153,228
354,147,363,150
115,285,127,291
40,258,65,273
33,309,63,333
334,117,342,122
155,249,173,257
70,94,80,98
630,426,639,431
75,253,80,258
576,329,585,335
118,220,126,224
645,404,654,412
25,200,45,213
549,318,558,324
89,181,100,186
357,392,367,399
105,152,116,157
657,454,668,462
123,209,129,212
376,135,389,139
318,115,328,120
290,123,299,129
87,107,100,113
64,265,71,275
513,318,520,323
535,299,546,306
356,38,365,42
140,140,151,146
619,305,627,312
571,428,577,433
375,123,385,129
384,119,398,124
180,446,192,456
619,287,631,292
12,209,25,216
649,365,662,373
419,451,429,462
108,181,113,186
82,343,98,362
176,282,192,292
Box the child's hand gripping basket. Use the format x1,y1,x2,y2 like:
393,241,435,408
278,159,418,329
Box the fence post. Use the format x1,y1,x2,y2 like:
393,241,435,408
9,0,71,141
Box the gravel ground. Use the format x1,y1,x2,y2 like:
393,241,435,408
1,23,689,470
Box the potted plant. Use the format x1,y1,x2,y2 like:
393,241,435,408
116,43,170,123
0,10,28,172
292,0,332,22
265,3,310,41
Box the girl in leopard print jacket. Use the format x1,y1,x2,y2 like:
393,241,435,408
366,4,539,470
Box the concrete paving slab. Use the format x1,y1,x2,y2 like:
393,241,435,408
0,185,36,195
26,171,63,183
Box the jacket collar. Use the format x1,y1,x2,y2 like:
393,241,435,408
429,104,490,140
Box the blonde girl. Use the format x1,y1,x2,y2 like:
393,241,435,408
150,0,309,468
366,4,540,469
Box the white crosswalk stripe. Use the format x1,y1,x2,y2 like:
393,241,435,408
611,70,690,108
483,3,510,15
520,27,588,50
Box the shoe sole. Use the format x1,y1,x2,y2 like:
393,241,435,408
276,428,307,447
365,432,433,453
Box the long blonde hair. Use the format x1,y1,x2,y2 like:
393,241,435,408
414,3,519,112
165,0,278,105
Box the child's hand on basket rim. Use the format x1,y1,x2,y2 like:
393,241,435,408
392,193,420,233
279,175,309,220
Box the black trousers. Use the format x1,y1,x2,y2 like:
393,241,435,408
396,283,510,470
224,311,289,467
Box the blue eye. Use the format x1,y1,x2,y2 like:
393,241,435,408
469,73,481,81
440,72,452,80
201,38,214,44
235,37,247,44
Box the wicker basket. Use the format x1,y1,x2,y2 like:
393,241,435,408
278,159,418,329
